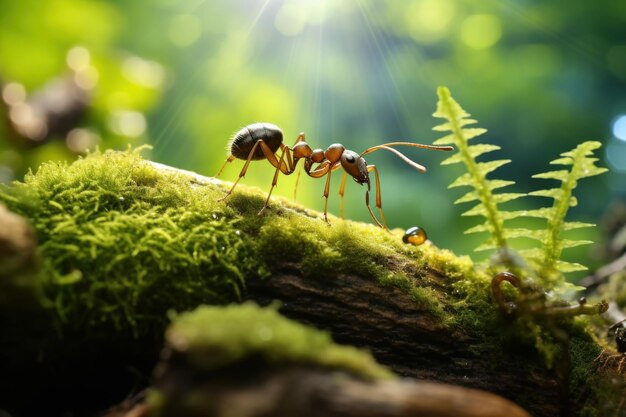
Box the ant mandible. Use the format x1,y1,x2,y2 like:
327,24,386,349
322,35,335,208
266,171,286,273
214,122,453,229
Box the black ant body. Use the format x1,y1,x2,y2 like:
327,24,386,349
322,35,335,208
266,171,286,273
215,122,453,228
609,319,626,354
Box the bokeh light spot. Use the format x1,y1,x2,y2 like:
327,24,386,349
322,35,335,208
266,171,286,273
274,3,307,37
74,66,99,90
406,0,455,44
66,46,91,71
123,57,165,88
9,103,47,140
461,14,502,50
109,111,147,138
66,128,101,153
169,14,202,47
612,115,626,142
606,138,626,172
2,83,27,105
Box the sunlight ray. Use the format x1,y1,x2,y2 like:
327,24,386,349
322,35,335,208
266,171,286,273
245,0,273,38
353,0,410,133
153,0,274,150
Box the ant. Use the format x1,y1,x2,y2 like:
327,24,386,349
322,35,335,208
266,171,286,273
593,317,626,374
214,122,453,229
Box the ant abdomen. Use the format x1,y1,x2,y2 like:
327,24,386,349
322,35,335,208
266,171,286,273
230,122,283,160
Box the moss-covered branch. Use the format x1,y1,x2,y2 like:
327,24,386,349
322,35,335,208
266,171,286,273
0,149,619,417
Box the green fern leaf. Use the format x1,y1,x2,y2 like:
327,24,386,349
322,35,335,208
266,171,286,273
521,207,554,219
464,223,491,234
505,228,546,241
475,240,498,252
461,203,489,217
519,248,545,260
434,87,520,254
441,143,499,165
554,261,587,273
532,170,570,181
528,189,564,199
562,221,595,231
558,239,594,250
524,141,607,279
454,190,479,204
448,172,475,189
487,180,516,191
493,193,525,204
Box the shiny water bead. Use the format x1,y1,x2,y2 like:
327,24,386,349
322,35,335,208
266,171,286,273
402,226,427,246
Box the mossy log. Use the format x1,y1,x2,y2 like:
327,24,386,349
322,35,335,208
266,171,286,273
0,150,620,417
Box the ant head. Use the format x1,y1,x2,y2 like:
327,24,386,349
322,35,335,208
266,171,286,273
341,150,369,186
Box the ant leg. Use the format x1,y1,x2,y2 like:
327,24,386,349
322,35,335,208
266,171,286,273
258,142,294,174
290,133,306,201
365,190,384,228
490,272,521,315
322,170,333,224
215,155,236,178
217,140,264,202
259,146,289,216
293,170,301,201
367,165,388,229
338,172,348,219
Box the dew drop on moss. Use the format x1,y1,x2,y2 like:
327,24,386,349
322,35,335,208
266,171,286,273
211,213,219,220
403,226,427,246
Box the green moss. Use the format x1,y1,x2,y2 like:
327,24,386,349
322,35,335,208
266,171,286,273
0,148,599,378
0,149,264,336
166,302,394,379
0,148,460,341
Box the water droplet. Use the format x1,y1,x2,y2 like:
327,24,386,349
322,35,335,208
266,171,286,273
119,196,125,201
220,246,226,252
403,226,427,246
235,230,241,236
211,213,219,220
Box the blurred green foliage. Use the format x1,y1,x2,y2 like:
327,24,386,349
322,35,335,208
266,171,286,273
1,0,625,267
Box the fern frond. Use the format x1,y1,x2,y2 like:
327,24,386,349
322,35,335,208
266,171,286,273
524,141,607,278
433,87,521,253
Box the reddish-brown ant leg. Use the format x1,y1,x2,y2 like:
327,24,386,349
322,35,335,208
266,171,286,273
338,172,348,219
305,161,333,222
217,140,265,201
259,146,294,215
290,133,306,201
219,140,286,202
491,272,521,314
293,170,301,201
322,170,333,224
365,191,384,228
215,155,236,178
367,165,387,229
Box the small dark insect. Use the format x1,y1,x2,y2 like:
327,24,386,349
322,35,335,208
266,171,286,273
490,271,608,317
215,122,453,228
403,226,428,246
609,319,626,354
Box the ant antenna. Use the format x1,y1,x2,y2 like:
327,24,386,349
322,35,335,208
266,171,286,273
360,142,453,172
